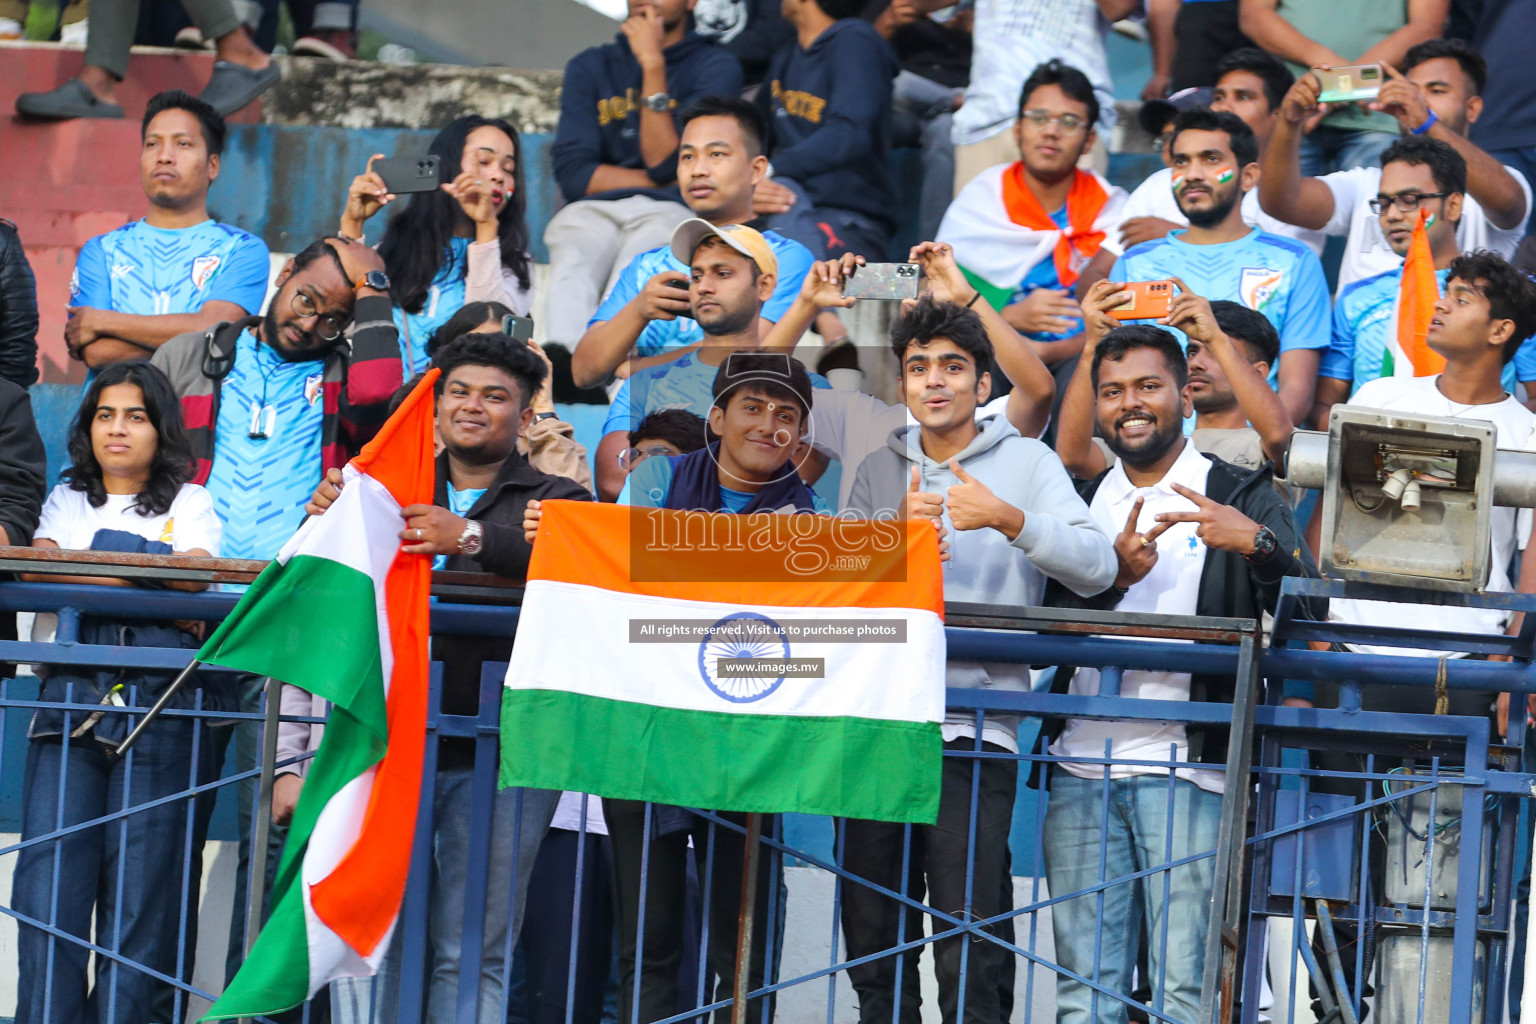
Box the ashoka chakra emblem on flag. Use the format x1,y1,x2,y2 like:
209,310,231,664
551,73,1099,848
697,612,790,703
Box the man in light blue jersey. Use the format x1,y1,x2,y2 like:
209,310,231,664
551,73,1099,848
1319,136,1536,424
572,95,815,389
66,91,270,372
1111,107,1329,425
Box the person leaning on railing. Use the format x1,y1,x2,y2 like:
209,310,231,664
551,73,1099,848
11,361,231,1024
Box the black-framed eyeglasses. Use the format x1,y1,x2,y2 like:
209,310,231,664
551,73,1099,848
291,291,349,341
618,445,678,470
1021,109,1087,134
1369,191,1449,215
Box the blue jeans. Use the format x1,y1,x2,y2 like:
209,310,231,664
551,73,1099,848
764,177,891,261
331,775,560,1024
892,70,963,243
1042,770,1221,1024
1298,124,1397,177
13,721,222,1024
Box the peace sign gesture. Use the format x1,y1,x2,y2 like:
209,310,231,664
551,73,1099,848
1112,496,1170,589
1153,482,1262,554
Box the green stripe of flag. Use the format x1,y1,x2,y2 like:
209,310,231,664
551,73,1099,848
959,265,1014,313
499,690,942,824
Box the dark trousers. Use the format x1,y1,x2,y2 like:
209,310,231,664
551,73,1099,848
840,742,1018,1024
14,721,221,1024
522,828,615,1024
606,800,778,1024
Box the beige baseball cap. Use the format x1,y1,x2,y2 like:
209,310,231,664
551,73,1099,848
669,218,779,278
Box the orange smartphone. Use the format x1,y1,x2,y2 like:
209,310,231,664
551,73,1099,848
1106,280,1174,321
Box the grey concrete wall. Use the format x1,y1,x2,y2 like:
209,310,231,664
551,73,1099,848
358,0,620,71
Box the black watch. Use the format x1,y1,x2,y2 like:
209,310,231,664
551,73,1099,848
534,411,559,422
1243,525,1279,564
355,269,390,292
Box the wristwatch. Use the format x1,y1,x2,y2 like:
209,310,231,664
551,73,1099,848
533,411,559,422
355,269,390,292
643,92,671,112
457,519,484,557
1243,525,1279,564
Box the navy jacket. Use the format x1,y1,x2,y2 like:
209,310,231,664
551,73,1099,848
757,18,896,228
553,31,744,204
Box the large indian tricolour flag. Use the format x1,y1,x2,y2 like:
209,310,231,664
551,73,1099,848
500,501,948,823
201,370,439,1020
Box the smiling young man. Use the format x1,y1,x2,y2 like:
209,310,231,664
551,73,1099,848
572,96,814,388
1042,323,1313,1024
1111,108,1330,424
67,91,270,372
839,296,1114,1023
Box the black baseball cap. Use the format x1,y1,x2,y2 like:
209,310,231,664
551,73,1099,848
1138,87,1213,137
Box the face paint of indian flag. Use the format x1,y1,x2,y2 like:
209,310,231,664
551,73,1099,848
1172,172,1187,192
1216,166,1235,185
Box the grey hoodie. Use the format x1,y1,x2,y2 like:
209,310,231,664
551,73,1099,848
847,414,1117,749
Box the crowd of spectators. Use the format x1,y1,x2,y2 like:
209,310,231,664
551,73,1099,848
4,0,1536,1020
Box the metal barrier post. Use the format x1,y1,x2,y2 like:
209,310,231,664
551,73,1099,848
732,812,763,1024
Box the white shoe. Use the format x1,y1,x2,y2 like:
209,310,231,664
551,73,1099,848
59,18,88,45
174,25,214,49
0,17,23,39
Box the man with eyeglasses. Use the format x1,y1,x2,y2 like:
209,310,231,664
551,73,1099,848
152,235,402,560
1260,38,1532,296
619,408,709,476
937,59,1127,374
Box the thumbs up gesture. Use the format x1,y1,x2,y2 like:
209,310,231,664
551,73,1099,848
901,465,946,523
946,459,1025,539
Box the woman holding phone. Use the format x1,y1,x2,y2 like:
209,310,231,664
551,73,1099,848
338,115,535,374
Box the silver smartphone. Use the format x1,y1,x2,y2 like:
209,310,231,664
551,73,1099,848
842,263,922,301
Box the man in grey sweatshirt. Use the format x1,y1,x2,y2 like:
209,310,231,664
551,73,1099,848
840,296,1117,1024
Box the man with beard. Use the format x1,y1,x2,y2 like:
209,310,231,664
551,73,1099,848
1110,108,1329,425
152,235,402,560
1041,323,1314,1024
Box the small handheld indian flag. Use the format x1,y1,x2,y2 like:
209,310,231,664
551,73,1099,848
1382,207,1446,378
200,370,439,1019
499,502,948,823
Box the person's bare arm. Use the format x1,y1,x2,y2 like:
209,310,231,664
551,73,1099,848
596,431,629,502
586,166,660,195
1257,73,1339,232
66,299,248,362
1076,248,1117,299
1053,280,1125,479
1355,0,1450,68
1275,349,1320,429
618,342,702,378
78,338,156,368
1237,0,1345,67
1141,0,1179,100
762,254,863,354
571,270,691,388
1312,376,1351,431
1095,0,1140,20
625,7,681,171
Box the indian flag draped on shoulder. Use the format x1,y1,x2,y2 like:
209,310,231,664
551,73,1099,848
938,162,1126,309
200,370,439,1020
500,501,948,823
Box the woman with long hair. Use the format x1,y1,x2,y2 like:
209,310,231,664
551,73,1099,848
12,361,229,1023
339,115,535,374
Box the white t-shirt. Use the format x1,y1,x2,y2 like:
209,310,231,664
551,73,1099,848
952,0,1115,145
1102,168,1325,258
550,791,609,835
1329,375,1536,655
35,482,223,556
1053,441,1226,794
1320,164,1533,294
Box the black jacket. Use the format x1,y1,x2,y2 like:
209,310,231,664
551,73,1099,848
0,378,46,672
1040,454,1322,774
0,220,38,390
435,449,591,769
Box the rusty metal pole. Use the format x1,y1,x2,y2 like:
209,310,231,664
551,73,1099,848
731,813,763,1024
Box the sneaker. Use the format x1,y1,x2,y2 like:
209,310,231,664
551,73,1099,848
15,77,124,119
59,17,88,45
197,60,281,116
292,29,356,61
174,25,213,49
0,17,23,39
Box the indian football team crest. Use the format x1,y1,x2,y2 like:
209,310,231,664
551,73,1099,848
1239,267,1283,311
191,254,221,290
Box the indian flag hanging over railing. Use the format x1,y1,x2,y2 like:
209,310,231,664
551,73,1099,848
200,370,439,1020
499,501,948,824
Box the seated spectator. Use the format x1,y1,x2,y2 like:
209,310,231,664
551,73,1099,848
151,235,400,558
1316,138,1536,421
1110,109,1330,423
339,116,536,374
66,91,270,372
1259,39,1532,294
692,0,795,88
0,217,39,389
1041,324,1314,1023
622,407,710,474
840,296,1114,1021
1096,48,1323,275
572,97,814,389
1060,281,1293,477
754,0,897,261
938,59,1127,372
867,0,973,242
544,0,743,355
309,332,592,1024
13,362,228,1024
951,0,1126,192
1237,0,1445,175
427,302,593,491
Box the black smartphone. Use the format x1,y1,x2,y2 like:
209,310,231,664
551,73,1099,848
501,313,534,343
374,153,442,194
